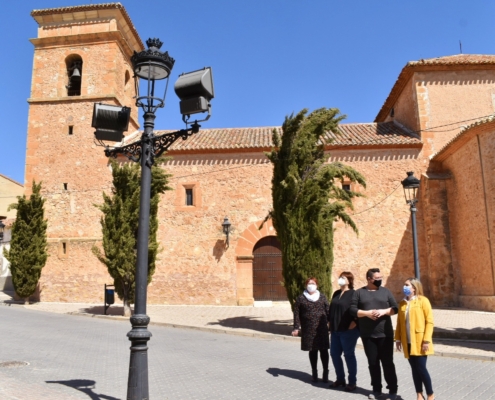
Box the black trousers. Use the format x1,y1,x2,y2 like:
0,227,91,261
308,349,329,371
361,336,398,394
407,344,434,395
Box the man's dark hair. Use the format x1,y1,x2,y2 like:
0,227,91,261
366,268,380,280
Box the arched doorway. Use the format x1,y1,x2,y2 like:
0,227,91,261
252,236,287,301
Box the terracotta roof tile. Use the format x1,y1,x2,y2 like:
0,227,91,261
375,54,495,122
328,122,421,147
122,121,421,152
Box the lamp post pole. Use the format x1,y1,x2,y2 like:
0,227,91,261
92,38,214,400
126,111,155,399
410,199,420,280
401,171,421,280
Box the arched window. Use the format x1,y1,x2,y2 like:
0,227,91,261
65,55,83,96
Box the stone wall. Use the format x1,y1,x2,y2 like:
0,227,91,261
35,144,433,305
327,147,428,300
415,69,495,155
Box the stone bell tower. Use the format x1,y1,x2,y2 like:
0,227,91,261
25,3,143,301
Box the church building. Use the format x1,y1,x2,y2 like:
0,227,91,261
24,3,495,311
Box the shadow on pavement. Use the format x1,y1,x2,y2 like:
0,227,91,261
266,368,380,397
434,327,495,341
208,316,292,335
78,305,132,316
46,379,120,400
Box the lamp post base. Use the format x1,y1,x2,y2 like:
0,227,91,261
127,314,152,400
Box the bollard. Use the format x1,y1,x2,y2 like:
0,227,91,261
104,284,115,315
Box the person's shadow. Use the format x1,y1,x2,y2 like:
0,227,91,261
46,379,120,400
266,368,389,397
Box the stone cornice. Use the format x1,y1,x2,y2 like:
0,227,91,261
164,142,423,156
31,3,144,51
30,31,138,59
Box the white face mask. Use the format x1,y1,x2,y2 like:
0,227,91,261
307,284,317,293
338,277,347,287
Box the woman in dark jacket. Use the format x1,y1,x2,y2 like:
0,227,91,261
329,271,360,392
292,277,330,383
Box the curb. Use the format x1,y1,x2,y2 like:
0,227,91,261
65,311,495,362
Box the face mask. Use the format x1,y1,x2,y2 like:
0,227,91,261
373,279,382,288
338,277,347,287
307,284,317,293
403,286,413,296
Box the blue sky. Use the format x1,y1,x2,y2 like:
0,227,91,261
1,1,495,184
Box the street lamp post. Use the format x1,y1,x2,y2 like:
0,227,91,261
401,171,421,280
0,220,5,242
92,38,214,400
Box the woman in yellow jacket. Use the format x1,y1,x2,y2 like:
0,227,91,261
395,278,435,400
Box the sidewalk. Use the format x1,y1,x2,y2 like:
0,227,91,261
2,294,494,361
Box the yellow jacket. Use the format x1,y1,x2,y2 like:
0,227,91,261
394,296,434,358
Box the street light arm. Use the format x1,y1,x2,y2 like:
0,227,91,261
104,123,200,163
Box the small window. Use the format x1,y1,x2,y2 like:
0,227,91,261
59,240,69,258
185,189,193,206
343,184,351,192
63,183,68,191
68,126,74,135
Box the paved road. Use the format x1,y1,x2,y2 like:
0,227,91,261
1,307,494,400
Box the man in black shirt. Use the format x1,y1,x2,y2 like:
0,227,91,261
350,268,398,400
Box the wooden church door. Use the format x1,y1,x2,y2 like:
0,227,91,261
252,236,287,301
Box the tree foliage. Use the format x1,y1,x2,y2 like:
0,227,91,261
3,181,48,300
92,160,171,314
265,108,366,308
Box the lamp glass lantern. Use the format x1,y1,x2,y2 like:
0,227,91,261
131,38,175,113
401,171,420,205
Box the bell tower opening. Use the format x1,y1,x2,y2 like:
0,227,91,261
65,55,83,96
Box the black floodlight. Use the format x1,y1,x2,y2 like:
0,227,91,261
401,171,420,205
92,103,131,142
175,67,214,121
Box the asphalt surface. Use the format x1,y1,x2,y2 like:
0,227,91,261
1,306,494,400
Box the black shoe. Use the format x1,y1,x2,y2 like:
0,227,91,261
345,384,357,392
311,369,318,382
329,380,346,389
322,369,329,383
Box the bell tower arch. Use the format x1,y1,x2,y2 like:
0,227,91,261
25,4,144,301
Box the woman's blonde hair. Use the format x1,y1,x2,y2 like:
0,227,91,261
407,277,424,296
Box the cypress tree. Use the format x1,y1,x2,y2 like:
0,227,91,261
266,108,366,308
92,160,171,315
3,181,48,303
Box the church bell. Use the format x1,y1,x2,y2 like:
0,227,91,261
70,64,81,81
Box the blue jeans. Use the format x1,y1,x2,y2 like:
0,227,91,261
407,344,434,395
330,328,360,385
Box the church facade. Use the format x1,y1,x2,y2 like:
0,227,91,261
24,3,495,311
